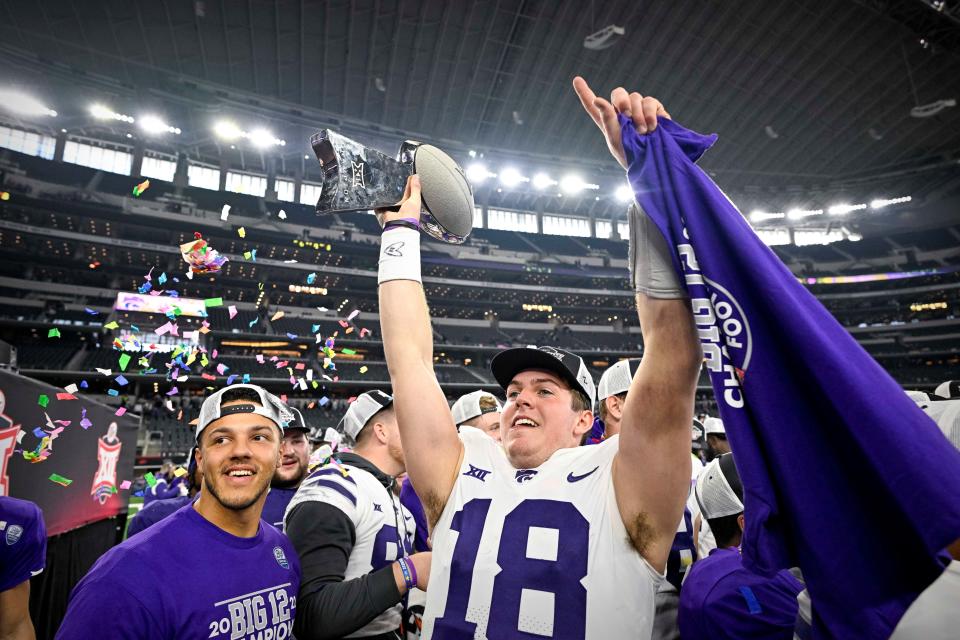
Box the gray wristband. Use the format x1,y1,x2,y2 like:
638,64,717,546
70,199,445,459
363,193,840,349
628,202,687,299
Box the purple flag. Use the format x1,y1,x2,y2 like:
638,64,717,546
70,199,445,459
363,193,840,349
622,114,960,638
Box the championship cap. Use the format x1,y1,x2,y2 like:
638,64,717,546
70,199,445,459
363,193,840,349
285,407,311,433
196,383,292,440
922,399,960,451
695,453,744,520
934,380,960,400
451,390,503,426
490,346,596,408
691,418,705,450
597,358,642,401
339,390,394,440
703,416,726,436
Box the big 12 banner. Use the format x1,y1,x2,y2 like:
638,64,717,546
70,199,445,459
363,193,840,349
0,369,137,535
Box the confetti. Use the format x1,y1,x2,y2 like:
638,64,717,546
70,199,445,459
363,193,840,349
115,407,127,417
360,327,371,338
226,374,238,385
119,480,131,490
204,297,223,308
84,308,99,315
38,394,49,408
270,310,285,322
278,209,287,220
80,409,92,429
220,204,231,221
173,467,187,478
347,309,360,321
166,387,179,396
238,227,246,238
359,366,368,374
118,353,131,371
96,368,112,376
115,375,128,386
49,473,73,486
144,472,157,488
64,383,78,394
47,327,61,338
56,393,77,401
132,179,150,197
341,348,356,355
180,233,228,274
306,273,317,285
248,318,258,329
228,305,238,319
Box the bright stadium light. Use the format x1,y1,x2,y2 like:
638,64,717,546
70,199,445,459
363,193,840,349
499,167,526,187
870,196,912,209
214,120,243,140
249,128,282,148
615,184,634,202
749,210,786,222
532,172,555,190
560,174,586,193
89,103,134,123
139,115,180,135
827,203,867,216
0,89,57,117
466,163,492,184
786,208,823,220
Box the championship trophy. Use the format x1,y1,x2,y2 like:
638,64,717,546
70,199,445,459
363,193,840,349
309,130,475,244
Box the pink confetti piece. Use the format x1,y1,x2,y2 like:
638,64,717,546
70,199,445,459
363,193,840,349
347,309,360,321
256,354,265,364
228,305,238,319
120,480,131,490
295,362,305,370
338,320,349,328
360,327,371,338
56,393,77,400
115,407,127,416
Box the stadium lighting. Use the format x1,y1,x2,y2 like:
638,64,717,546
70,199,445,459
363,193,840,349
786,208,823,220
248,128,284,148
749,210,786,222
827,203,867,216
466,163,492,184
560,174,600,194
139,115,180,135
89,104,134,123
499,167,526,188
214,120,243,140
615,184,634,203
532,172,556,190
0,89,57,117
870,196,912,209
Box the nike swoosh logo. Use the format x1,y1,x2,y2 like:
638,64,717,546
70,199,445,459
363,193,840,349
567,466,599,483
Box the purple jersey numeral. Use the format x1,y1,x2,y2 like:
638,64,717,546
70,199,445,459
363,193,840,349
433,499,589,639
371,524,401,571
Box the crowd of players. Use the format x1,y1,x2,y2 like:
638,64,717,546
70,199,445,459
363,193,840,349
1,81,959,639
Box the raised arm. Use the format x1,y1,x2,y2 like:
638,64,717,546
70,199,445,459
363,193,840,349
574,77,701,572
378,176,464,524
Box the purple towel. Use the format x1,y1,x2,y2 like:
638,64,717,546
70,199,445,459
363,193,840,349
622,114,960,639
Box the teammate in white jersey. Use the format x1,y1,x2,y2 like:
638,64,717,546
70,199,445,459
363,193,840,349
375,81,702,639
285,390,430,640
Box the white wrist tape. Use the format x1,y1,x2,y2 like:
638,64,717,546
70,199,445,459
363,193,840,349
628,202,687,299
378,227,422,285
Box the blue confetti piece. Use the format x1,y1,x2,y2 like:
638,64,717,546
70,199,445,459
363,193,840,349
130,325,139,332
319,396,330,406
142,368,157,374
168,290,179,298
173,277,180,283
158,272,167,285
250,249,257,261
138,282,152,294
107,389,119,397
80,380,88,389
286,333,298,340
248,318,259,328
311,324,321,333
84,308,99,315
306,272,316,285
115,375,128,386
33,427,46,438
242,374,250,384
226,374,238,385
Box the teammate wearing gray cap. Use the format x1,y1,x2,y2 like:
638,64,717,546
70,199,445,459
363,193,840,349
57,383,301,639
284,390,430,640
702,417,730,461
262,406,312,529
450,389,504,442
376,83,702,638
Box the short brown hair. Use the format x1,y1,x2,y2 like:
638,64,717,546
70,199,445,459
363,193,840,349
478,394,500,413
598,392,627,422
571,389,592,413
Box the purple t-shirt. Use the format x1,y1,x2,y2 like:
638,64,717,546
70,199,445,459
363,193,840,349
261,487,298,530
126,495,193,537
0,496,47,592
56,503,301,639
399,477,430,552
678,547,802,640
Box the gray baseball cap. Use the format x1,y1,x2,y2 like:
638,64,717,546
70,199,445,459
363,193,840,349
196,383,292,440
339,390,394,440
451,390,503,426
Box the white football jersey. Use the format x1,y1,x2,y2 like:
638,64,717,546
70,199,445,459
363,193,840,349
285,460,416,638
420,428,663,639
